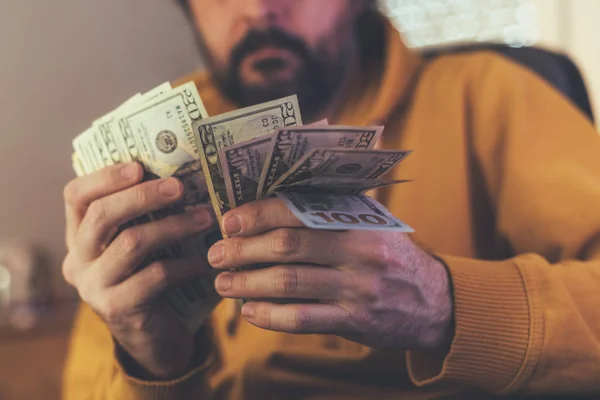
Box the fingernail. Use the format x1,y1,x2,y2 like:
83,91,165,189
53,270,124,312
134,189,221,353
241,303,255,318
216,273,232,292
121,163,138,179
191,207,212,227
159,179,180,197
208,242,224,266
222,214,242,236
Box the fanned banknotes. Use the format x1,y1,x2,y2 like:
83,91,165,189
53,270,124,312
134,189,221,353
71,81,414,331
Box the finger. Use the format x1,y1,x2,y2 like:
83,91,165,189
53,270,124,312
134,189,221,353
220,197,303,237
110,257,214,311
208,228,349,269
94,207,214,286
215,265,354,301
241,301,350,334
64,163,143,248
76,177,185,258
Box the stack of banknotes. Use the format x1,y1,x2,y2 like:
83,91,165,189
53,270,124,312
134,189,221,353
71,81,413,331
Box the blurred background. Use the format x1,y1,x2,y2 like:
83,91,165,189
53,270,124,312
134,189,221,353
0,0,597,398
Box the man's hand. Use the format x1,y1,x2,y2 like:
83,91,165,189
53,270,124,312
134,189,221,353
62,163,214,379
209,197,454,351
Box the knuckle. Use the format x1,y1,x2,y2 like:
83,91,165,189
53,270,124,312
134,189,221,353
272,266,298,295
369,241,393,267
289,308,310,331
350,304,371,327
271,228,301,257
280,201,298,223
63,179,81,206
255,306,272,328
86,200,108,228
236,271,249,290
116,228,143,255
353,274,380,303
134,184,150,205
146,261,168,284
240,205,261,233
228,238,245,261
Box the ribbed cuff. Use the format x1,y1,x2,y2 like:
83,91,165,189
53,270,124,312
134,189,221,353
112,358,214,400
112,325,217,400
407,255,536,394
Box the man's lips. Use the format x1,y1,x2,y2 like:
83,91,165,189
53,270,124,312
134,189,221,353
240,47,300,80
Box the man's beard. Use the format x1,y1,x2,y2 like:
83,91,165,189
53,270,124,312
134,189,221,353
200,28,351,121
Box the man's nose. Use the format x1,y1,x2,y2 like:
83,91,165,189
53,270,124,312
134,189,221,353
239,0,283,28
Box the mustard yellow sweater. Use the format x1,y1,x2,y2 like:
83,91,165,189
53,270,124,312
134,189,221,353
62,18,600,400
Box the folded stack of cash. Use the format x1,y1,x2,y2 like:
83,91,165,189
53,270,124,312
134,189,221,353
71,82,413,331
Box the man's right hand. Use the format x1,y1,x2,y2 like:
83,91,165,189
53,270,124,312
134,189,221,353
62,162,215,380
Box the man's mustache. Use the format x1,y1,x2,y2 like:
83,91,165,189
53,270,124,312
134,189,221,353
230,28,312,71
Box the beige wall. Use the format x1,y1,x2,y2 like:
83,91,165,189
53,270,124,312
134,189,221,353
0,0,201,286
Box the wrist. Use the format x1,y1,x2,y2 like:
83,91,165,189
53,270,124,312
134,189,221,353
418,256,455,353
114,326,212,381
115,340,194,381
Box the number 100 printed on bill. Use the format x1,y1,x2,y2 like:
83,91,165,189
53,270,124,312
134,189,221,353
276,192,414,232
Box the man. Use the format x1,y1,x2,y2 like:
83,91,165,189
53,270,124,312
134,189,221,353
61,0,600,399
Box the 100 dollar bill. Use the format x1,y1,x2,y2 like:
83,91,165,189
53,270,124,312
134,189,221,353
277,192,414,232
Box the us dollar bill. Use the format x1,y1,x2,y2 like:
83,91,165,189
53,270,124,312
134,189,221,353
91,86,171,166
276,192,414,232
84,93,150,169
73,127,104,173
221,135,274,208
269,148,412,195
117,81,209,178
72,133,93,174
193,95,302,221
257,126,383,199
73,87,168,171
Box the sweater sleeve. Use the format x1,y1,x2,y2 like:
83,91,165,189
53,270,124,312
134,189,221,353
61,304,217,400
406,53,600,395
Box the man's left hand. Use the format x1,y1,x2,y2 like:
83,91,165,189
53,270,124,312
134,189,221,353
208,198,454,351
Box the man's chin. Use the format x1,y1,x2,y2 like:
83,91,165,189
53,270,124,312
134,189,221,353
216,72,331,120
